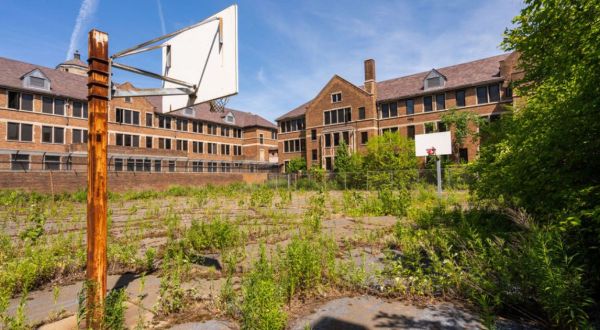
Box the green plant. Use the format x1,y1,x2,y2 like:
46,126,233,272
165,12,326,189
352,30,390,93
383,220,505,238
240,247,286,330
250,186,274,207
104,288,126,330
185,218,244,254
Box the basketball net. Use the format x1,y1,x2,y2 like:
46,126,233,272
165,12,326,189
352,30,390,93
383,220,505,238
426,147,437,156
209,97,229,113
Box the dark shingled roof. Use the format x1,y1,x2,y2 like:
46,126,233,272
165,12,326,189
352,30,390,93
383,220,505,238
146,96,276,129
0,56,87,100
276,53,510,121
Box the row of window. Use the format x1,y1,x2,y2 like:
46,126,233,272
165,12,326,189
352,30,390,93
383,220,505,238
279,118,305,133
6,91,88,118
8,154,259,172
283,139,306,153
113,133,244,156
7,122,89,144
324,107,351,125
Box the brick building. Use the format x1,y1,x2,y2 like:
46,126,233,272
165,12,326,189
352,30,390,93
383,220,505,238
0,55,278,173
276,52,522,171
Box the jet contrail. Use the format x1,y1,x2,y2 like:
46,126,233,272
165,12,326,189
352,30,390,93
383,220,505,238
66,0,99,60
156,0,166,35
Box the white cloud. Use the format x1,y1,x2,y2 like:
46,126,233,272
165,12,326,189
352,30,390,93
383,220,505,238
257,67,267,84
156,0,167,35
66,0,99,60
228,0,523,122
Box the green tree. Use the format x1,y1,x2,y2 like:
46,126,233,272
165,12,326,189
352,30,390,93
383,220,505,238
363,132,417,189
440,108,484,162
471,0,600,324
334,141,364,188
286,157,306,174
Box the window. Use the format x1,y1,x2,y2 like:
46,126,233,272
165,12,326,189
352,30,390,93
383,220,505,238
144,159,151,172
426,76,442,88
233,128,242,138
207,124,217,135
146,113,153,127
358,107,366,119
126,159,135,171
11,154,29,171
284,139,305,153
436,94,445,110
361,131,368,144
115,108,140,125
325,157,332,171
154,160,162,172
7,122,33,142
259,134,264,144
271,131,277,140
44,155,60,170
459,148,469,163
220,144,230,155
280,118,305,133
116,134,139,147
221,126,230,137
325,134,331,147
42,97,53,114
504,87,513,98
192,141,204,153
407,125,415,140
311,129,317,141
406,99,414,115
455,90,466,107
225,113,234,123
158,115,172,129
333,132,340,146
146,136,153,148
382,127,398,135
424,122,435,133
477,86,489,104
234,145,242,156
176,119,188,131
72,102,87,118
311,149,318,161
192,161,203,172
489,84,500,102
29,76,46,89
192,121,203,133
176,139,188,151
114,158,123,171
135,159,144,172
207,143,218,154
437,122,447,132
20,93,33,111
323,108,351,125
42,126,64,144
124,96,131,103
158,138,172,150
423,96,433,112
8,91,20,109
168,161,176,172
381,102,398,118
331,92,342,103
72,129,88,143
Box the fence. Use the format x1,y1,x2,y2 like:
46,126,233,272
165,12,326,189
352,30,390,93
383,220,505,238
266,166,473,191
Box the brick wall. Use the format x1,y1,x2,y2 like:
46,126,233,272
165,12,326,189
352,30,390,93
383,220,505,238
0,171,269,193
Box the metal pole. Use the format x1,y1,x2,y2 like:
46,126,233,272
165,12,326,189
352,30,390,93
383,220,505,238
436,157,442,198
87,29,109,328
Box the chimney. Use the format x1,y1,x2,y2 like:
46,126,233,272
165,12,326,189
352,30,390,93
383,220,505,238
74,50,81,60
364,59,376,95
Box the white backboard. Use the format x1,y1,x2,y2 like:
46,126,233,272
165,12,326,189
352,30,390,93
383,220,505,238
415,131,452,157
161,4,238,113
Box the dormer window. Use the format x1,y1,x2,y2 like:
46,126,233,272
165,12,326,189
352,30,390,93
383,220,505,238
331,92,342,103
225,112,235,124
424,69,446,90
22,69,50,91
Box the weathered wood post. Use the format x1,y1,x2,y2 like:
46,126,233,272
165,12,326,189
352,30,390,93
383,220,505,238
87,29,109,328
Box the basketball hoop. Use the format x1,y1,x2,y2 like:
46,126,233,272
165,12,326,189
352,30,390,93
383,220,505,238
426,147,437,156
209,96,229,113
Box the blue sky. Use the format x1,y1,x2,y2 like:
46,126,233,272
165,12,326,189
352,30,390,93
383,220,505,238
0,0,522,121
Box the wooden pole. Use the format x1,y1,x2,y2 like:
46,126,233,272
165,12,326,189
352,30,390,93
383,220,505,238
87,29,109,328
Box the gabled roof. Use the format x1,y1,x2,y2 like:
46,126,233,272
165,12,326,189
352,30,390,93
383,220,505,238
0,57,87,100
146,96,276,129
57,58,88,68
276,53,510,120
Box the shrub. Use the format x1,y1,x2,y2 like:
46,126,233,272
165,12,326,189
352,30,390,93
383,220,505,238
185,218,244,254
240,247,286,330
250,186,274,207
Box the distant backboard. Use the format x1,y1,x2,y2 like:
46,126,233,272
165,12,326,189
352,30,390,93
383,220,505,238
415,131,452,157
161,4,238,113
